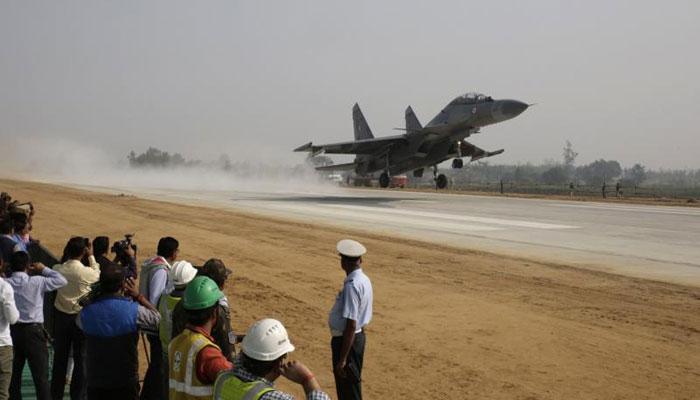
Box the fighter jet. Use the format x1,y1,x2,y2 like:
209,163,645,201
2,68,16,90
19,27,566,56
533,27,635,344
295,92,529,189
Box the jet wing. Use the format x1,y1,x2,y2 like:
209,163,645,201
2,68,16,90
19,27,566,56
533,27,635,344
460,141,504,161
315,162,357,171
294,135,407,155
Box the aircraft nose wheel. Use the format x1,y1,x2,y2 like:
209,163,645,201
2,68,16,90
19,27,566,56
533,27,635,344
379,172,391,188
436,174,448,189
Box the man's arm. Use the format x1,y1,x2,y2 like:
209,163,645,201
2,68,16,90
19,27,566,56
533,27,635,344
87,255,100,271
195,346,233,384
334,284,361,378
147,268,167,305
0,284,19,325
124,278,160,332
279,360,332,400
334,319,357,378
32,263,68,291
214,302,234,359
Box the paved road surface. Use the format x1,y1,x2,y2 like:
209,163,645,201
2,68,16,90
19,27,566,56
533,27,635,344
80,184,700,286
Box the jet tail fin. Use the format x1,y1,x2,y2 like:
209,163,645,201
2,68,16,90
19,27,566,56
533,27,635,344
405,106,423,132
352,103,374,140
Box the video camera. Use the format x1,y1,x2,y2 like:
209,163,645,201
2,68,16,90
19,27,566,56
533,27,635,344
111,234,137,265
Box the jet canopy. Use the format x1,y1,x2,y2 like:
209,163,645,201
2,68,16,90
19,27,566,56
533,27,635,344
449,92,494,105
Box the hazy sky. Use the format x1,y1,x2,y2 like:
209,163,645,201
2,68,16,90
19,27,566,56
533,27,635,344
1,0,699,169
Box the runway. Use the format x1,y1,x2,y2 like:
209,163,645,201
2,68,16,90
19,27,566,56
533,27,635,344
82,184,700,286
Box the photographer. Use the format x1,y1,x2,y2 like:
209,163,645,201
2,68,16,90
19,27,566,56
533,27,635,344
52,237,100,399
7,251,67,400
78,263,159,400
94,235,138,280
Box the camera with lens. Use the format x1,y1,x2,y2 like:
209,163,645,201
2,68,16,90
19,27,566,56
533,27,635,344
111,234,137,264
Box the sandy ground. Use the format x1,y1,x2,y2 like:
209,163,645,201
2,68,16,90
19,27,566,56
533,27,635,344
2,179,699,399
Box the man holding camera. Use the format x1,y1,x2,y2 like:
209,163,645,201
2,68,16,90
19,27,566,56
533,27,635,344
79,262,160,400
51,237,101,400
94,236,138,280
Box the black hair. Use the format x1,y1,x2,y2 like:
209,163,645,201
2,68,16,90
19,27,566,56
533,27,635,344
64,237,88,260
0,219,12,235
157,237,179,259
340,255,361,266
241,353,285,377
93,236,109,256
99,262,125,293
10,251,30,272
13,218,27,234
199,258,230,288
185,303,217,326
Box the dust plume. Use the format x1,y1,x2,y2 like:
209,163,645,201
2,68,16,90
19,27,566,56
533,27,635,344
0,137,344,195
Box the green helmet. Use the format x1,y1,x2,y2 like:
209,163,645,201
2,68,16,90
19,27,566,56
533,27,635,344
182,276,224,310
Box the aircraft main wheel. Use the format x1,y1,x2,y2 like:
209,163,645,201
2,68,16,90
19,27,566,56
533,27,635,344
452,158,464,169
379,172,391,188
436,174,448,189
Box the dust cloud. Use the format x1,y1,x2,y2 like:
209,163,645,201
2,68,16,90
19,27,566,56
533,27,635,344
0,137,345,195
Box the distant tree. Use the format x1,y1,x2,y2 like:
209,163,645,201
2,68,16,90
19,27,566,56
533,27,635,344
541,165,569,185
576,159,622,184
217,154,232,171
562,140,578,179
623,163,647,186
127,147,198,168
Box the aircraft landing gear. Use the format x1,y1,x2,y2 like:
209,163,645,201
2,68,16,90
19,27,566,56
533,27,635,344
436,174,448,189
432,165,448,190
379,172,391,188
452,158,464,169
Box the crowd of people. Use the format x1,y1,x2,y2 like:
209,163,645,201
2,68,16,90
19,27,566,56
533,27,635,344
0,192,373,400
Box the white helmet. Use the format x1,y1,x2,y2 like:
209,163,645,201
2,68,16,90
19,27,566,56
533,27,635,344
241,318,295,361
170,260,197,287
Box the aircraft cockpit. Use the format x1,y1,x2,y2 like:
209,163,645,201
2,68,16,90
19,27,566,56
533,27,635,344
449,92,494,105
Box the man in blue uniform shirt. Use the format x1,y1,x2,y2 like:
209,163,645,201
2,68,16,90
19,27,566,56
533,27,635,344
328,239,373,400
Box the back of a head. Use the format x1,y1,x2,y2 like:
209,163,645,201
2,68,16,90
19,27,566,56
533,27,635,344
170,260,197,288
10,251,30,273
241,318,295,361
93,236,109,256
182,276,223,326
157,237,179,259
64,237,88,260
13,218,27,234
99,262,125,293
200,258,231,288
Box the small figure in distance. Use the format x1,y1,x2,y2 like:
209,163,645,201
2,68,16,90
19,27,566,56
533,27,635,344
213,318,331,400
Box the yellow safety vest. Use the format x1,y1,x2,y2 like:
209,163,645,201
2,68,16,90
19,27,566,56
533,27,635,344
168,329,221,400
158,293,181,349
213,371,275,400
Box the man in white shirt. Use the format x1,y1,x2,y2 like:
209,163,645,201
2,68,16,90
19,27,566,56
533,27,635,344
0,252,19,400
328,239,373,400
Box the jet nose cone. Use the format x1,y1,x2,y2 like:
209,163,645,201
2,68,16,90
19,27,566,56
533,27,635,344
501,100,529,117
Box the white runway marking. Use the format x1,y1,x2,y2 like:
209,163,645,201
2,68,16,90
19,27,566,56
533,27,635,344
261,203,503,232
257,202,578,233
549,202,700,216
321,204,579,230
